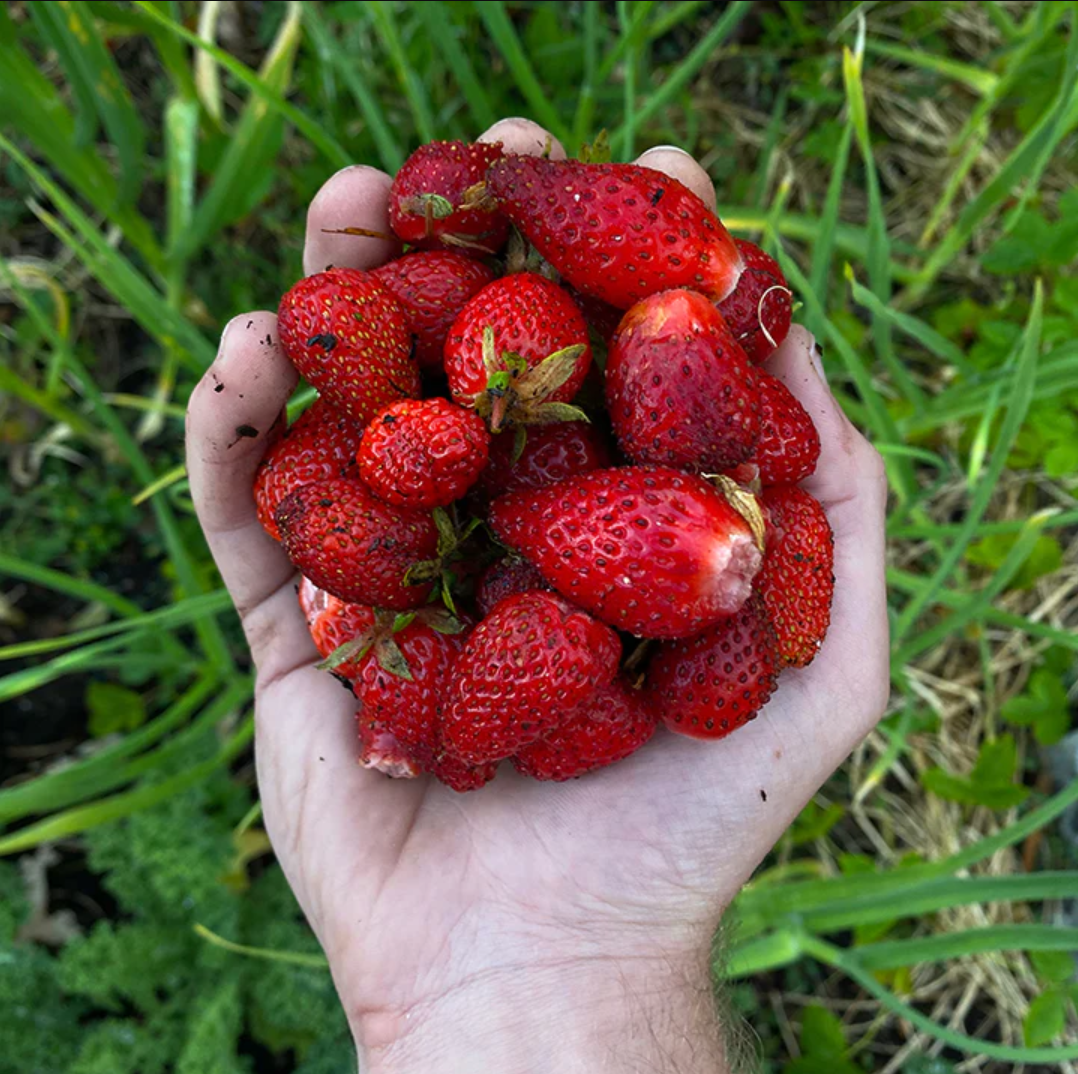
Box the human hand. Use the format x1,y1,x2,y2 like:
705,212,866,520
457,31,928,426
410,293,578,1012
185,117,890,1074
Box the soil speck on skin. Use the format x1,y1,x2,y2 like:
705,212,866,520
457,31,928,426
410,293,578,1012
760,788,767,802
214,383,225,393
236,425,258,438
247,320,254,329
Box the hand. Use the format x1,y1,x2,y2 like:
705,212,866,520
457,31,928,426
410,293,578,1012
186,118,890,1074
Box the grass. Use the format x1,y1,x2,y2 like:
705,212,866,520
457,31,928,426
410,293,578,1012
1,2,1076,1072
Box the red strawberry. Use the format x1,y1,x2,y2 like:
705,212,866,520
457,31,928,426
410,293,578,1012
297,576,377,679
277,269,419,424
475,420,610,502
441,591,621,765
605,289,760,472
276,478,438,609
430,753,497,793
756,485,834,667
512,678,657,781
646,598,779,740
475,557,551,617
717,239,792,364
444,273,592,431
356,398,490,510
358,724,422,780
752,371,820,486
389,140,509,254
254,401,364,541
372,251,495,369
489,466,765,639
486,156,742,309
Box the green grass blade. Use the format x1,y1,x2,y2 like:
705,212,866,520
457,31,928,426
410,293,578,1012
165,96,200,262
855,925,1078,970
0,553,140,618
864,39,998,94
0,361,105,446
571,0,600,150
194,923,328,969
616,2,637,160
368,1,436,143
595,1,654,86
751,88,788,210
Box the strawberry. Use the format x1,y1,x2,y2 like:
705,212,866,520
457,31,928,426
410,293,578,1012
389,140,509,254
474,420,610,502
356,398,490,510
605,288,760,472
485,156,742,309
441,591,621,765
756,485,834,667
646,598,779,740
717,239,792,364
752,371,820,486
430,753,497,793
297,576,377,679
358,723,422,780
475,557,551,617
276,478,438,609
489,466,765,639
277,269,420,424
371,251,495,370
512,678,657,781
444,273,592,431
253,400,364,541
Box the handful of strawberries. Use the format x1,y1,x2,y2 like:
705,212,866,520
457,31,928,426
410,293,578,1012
252,139,834,792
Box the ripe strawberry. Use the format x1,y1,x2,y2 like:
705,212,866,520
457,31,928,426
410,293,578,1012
752,371,820,486
489,466,764,639
254,401,363,541
277,269,419,424
276,478,438,609
485,156,742,309
445,273,592,431
430,753,497,793
605,288,760,471
475,420,610,502
512,678,657,781
356,398,490,510
297,576,377,679
389,140,509,254
717,239,792,364
372,251,495,369
756,485,834,667
441,591,621,765
475,557,551,617
646,598,779,740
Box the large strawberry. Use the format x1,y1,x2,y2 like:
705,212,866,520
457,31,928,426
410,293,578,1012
489,466,765,639
253,400,363,541
605,288,760,472
441,591,621,765
277,268,419,424
389,140,508,254
372,251,495,369
485,156,742,309
756,485,834,667
752,371,820,486
646,598,779,740
276,478,438,609
717,239,792,364
356,398,490,510
512,678,657,781
444,273,592,431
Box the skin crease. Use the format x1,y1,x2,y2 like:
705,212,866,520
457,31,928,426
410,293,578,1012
186,118,890,1074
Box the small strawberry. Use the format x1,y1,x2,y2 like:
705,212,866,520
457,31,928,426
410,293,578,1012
489,466,765,639
485,156,742,309
297,576,377,679
277,269,420,424
445,273,592,431
646,598,779,740
372,251,496,370
441,591,621,765
756,485,834,667
752,371,820,486
430,753,498,793
358,723,422,780
475,557,551,617
512,678,657,781
276,478,438,609
717,239,792,364
389,140,509,254
605,288,760,471
254,400,364,541
356,398,490,510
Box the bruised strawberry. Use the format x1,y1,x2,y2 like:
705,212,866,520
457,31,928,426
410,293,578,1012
489,466,764,639
358,723,422,779
297,576,377,679
605,289,760,472
356,398,490,510
512,678,657,781
372,251,495,369
277,269,419,424
646,598,779,740
752,371,820,486
389,140,509,254
475,557,551,617
486,156,742,309
276,478,438,609
717,239,792,364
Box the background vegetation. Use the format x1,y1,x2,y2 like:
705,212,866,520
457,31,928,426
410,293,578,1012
1,1,1076,1071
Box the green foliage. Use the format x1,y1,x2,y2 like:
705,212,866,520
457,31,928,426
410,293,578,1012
785,1005,862,1074
922,735,1030,810
86,681,148,738
1002,648,1074,746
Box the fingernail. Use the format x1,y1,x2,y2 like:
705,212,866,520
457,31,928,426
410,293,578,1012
637,144,692,159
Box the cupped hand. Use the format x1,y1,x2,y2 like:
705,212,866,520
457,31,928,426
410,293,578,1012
186,118,890,1074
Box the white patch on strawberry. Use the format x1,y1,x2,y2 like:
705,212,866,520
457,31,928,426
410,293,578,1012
706,529,762,614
